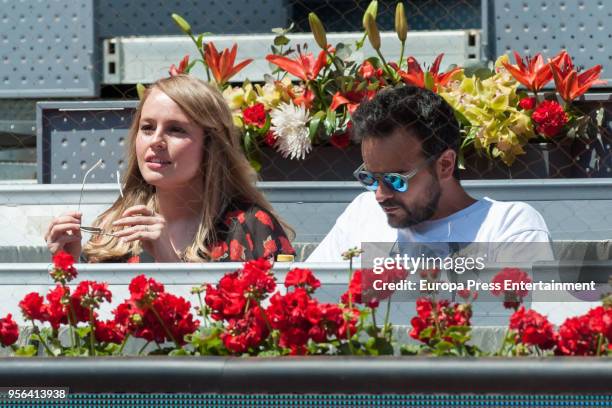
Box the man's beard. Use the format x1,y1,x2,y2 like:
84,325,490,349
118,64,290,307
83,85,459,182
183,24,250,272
381,178,441,228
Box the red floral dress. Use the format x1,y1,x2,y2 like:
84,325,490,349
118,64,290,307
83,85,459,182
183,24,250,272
206,202,295,262
90,202,295,263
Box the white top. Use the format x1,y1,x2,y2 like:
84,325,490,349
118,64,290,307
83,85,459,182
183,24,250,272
307,192,552,263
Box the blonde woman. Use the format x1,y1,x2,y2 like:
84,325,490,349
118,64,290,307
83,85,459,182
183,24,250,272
45,75,295,263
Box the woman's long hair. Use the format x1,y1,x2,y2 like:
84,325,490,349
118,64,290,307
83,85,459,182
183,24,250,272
83,75,293,262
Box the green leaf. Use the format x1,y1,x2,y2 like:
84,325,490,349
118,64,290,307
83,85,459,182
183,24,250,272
434,341,454,354
76,326,91,339
14,345,38,357
399,344,422,356
196,34,204,50
309,115,322,141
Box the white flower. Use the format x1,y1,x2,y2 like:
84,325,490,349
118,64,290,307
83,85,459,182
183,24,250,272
270,102,312,160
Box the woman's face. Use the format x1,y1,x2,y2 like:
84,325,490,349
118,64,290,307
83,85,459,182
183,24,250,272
135,88,205,189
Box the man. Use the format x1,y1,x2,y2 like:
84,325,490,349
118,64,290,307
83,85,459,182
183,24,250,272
307,85,551,263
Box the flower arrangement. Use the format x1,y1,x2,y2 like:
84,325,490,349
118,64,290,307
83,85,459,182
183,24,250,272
1,251,611,357
162,2,606,172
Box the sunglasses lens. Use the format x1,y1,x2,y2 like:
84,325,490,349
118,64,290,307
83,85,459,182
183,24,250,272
384,174,408,192
357,171,378,190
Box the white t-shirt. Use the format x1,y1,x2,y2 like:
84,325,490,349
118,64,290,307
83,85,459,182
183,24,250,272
307,192,552,263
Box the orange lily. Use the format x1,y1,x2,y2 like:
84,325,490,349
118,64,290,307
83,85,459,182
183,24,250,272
550,52,607,102
330,89,376,114
169,55,190,76
501,51,565,92
204,42,253,85
266,51,327,82
395,54,461,92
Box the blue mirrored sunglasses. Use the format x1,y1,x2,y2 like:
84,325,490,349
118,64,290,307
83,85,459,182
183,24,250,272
353,156,436,193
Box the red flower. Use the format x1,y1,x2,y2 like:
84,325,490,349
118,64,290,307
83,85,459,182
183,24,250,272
254,210,274,229
491,267,532,310
266,51,327,82
532,100,568,138
501,51,564,92
51,251,77,282
128,275,164,307
0,313,19,347
153,293,199,345
243,103,267,128
330,131,350,149
409,298,472,344
221,306,269,354
209,241,229,261
53,250,75,271
395,54,462,92
519,97,536,110
230,239,246,261
204,42,253,85
19,292,48,321
94,319,125,344
509,306,556,349
169,55,189,76
264,130,277,147
550,51,607,102
285,268,321,292
262,237,277,259
556,306,612,356
46,284,69,329
342,267,407,309
205,259,275,321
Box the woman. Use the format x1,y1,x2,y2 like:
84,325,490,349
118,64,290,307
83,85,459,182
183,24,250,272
44,75,295,262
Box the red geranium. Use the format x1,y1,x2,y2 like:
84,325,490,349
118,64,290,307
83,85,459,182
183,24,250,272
128,275,164,307
556,306,612,356
531,100,568,138
491,267,532,310
509,306,556,349
46,284,69,329
0,313,19,347
409,297,472,344
341,267,407,309
94,319,126,344
264,130,277,147
285,268,321,293
221,306,269,354
51,250,77,282
19,292,49,321
243,103,267,128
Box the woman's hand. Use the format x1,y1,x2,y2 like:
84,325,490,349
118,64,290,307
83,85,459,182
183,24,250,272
44,211,83,260
112,205,181,262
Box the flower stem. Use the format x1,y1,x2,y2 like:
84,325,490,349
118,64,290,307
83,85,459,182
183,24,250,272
497,329,510,356
150,305,180,348
398,41,405,70
88,308,96,356
345,257,355,355
383,296,393,339
137,340,151,355
31,322,54,356
596,333,604,357
188,33,210,82
376,50,398,85
118,333,130,355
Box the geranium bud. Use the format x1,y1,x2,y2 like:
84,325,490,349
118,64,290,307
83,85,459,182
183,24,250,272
364,13,381,50
395,2,408,42
308,13,328,51
171,13,192,35
362,1,378,29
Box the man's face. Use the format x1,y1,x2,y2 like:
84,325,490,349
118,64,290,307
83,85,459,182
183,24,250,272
361,129,441,228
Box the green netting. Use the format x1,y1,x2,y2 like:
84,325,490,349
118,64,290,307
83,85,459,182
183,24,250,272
2,394,612,408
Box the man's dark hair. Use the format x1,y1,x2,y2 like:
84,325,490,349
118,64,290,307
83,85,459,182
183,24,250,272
352,85,461,179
